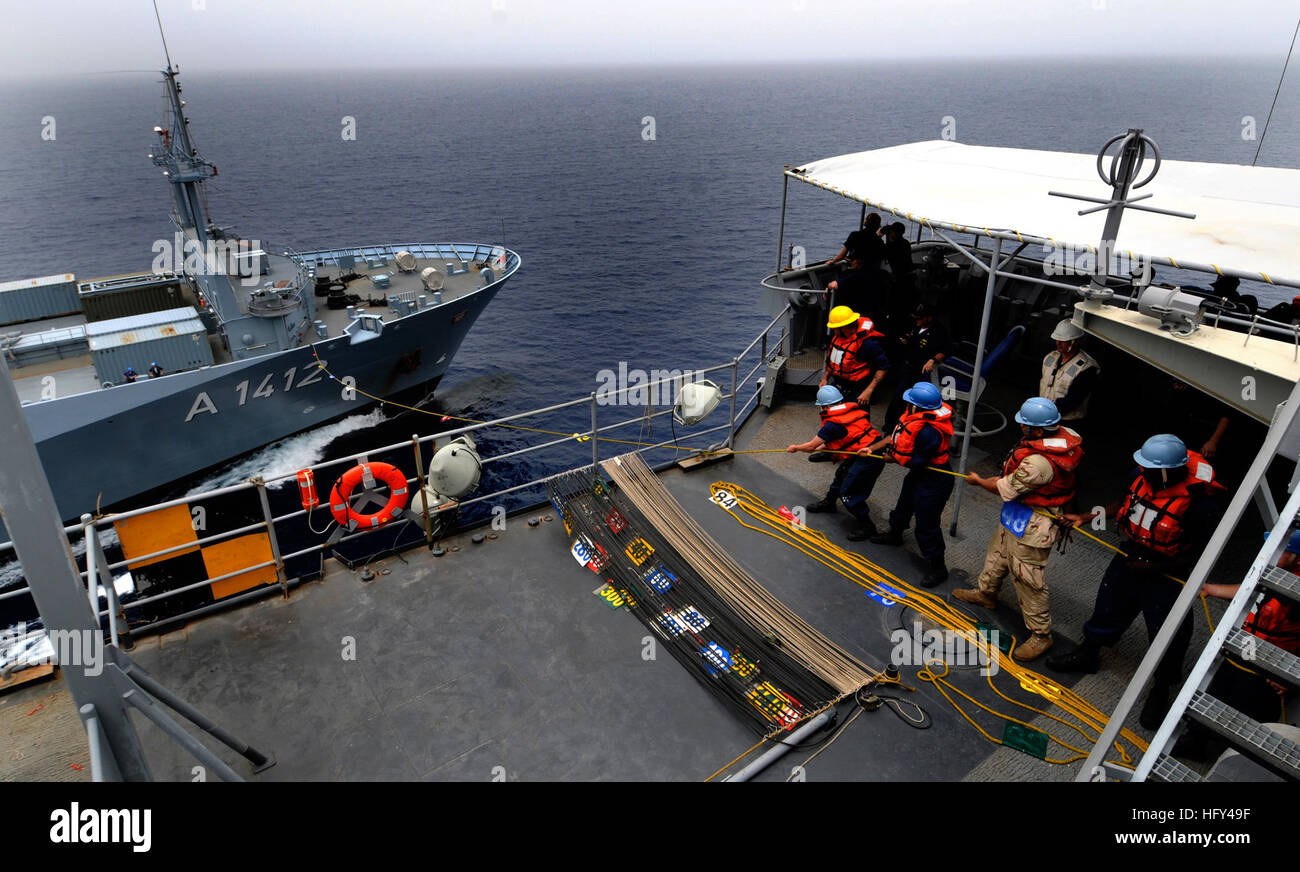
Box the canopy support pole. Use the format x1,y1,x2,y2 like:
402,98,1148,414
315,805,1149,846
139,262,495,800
948,236,1003,537
776,169,790,273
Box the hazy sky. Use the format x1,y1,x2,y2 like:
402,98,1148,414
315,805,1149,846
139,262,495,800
4,0,1298,76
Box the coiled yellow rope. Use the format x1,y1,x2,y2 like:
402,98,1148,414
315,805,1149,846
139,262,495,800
707,480,1149,766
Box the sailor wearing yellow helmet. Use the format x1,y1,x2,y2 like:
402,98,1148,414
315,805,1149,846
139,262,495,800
810,305,890,462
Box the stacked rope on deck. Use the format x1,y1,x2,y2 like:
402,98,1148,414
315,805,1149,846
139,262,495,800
547,464,847,735
601,453,879,696
708,479,1149,767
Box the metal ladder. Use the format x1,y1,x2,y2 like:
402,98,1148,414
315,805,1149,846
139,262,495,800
1136,464,1300,783
1078,377,1300,782
1144,566,1300,781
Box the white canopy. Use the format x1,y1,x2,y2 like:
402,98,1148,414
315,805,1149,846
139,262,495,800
792,141,1300,288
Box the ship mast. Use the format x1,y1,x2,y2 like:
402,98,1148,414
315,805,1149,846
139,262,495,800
148,1,237,320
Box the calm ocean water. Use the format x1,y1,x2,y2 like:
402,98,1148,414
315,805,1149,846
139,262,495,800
1,59,1297,509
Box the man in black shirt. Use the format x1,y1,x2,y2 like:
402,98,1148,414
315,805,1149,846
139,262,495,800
883,304,950,434
883,223,914,280
828,212,884,271
827,256,886,322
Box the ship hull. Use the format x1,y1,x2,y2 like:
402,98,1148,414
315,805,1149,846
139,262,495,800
13,271,507,538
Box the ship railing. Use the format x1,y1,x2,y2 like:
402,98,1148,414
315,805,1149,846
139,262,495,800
0,305,791,638
296,243,519,280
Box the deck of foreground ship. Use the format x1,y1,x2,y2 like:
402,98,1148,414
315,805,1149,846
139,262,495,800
1,389,1263,782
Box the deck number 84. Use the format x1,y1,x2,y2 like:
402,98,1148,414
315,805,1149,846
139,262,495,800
710,490,738,510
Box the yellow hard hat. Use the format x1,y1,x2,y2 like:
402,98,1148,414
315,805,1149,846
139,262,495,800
827,305,859,329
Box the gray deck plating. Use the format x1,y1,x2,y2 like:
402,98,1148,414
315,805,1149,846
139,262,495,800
6,400,1266,781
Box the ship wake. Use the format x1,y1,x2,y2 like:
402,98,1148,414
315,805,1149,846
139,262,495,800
183,408,389,495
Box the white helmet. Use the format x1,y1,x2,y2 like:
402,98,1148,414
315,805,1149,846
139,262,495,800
1050,319,1084,341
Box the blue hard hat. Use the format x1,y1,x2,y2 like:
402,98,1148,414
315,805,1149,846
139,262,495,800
902,381,942,410
151,361,158,366
1014,397,1061,428
1288,530,1300,554
1133,434,1189,469
816,385,844,406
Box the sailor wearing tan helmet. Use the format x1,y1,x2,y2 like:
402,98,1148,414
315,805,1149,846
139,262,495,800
1039,318,1100,433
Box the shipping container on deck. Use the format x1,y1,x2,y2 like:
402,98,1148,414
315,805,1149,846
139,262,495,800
78,273,187,322
87,306,214,387
0,274,79,326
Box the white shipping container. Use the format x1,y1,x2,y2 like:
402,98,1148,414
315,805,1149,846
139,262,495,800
0,273,79,326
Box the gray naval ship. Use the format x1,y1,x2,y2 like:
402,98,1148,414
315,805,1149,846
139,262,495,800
0,62,519,537
2,128,1299,788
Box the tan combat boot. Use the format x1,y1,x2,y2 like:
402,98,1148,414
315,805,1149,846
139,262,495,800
952,588,998,609
1013,633,1054,662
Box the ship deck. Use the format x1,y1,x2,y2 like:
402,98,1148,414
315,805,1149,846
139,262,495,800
7,246,499,406
3,386,1277,782
263,246,498,344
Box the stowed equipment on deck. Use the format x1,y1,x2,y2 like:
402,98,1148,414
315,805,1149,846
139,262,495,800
548,452,877,736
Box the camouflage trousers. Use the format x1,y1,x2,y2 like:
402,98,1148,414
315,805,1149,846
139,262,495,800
976,524,1053,635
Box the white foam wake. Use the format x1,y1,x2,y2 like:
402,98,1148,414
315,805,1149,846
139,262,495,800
184,408,388,495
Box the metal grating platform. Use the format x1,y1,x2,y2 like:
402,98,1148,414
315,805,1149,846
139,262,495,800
1221,627,1300,685
1187,690,1300,779
1150,755,1204,782
1260,564,1300,600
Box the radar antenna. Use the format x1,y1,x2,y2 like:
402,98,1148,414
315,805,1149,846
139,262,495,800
1048,129,1196,301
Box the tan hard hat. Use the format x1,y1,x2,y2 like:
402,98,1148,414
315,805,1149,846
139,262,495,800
1050,319,1084,341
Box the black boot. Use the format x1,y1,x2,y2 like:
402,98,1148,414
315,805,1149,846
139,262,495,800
869,527,905,546
846,516,878,541
808,451,834,463
805,495,839,513
1139,681,1175,731
1046,639,1100,674
919,559,949,588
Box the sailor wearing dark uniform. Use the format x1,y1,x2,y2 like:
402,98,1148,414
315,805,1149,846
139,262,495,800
148,361,165,378
820,305,890,408
1049,434,1227,727
789,385,887,541
866,381,956,587
123,366,138,384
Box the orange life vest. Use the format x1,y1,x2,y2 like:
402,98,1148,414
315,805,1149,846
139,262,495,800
826,317,886,383
1001,427,1084,508
1245,592,1300,656
819,401,881,453
1116,451,1224,558
890,403,954,467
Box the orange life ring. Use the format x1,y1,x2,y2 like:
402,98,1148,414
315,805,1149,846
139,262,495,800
329,462,409,528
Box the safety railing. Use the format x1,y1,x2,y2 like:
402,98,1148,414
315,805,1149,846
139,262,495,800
0,305,790,636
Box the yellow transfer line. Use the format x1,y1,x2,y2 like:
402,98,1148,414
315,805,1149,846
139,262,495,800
318,357,1231,646
320,361,1242,768
708,480,1149,766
